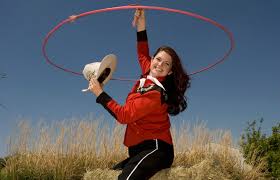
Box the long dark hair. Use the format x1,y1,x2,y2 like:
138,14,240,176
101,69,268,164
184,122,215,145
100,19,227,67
153,46,191,116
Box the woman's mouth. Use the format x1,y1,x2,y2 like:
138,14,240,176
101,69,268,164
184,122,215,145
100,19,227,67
154,67,163,72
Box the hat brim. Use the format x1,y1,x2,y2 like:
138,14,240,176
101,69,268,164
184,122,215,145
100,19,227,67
97,54,117,85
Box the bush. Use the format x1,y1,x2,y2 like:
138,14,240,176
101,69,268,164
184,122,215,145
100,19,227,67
240,118,280,179
0,157,6,170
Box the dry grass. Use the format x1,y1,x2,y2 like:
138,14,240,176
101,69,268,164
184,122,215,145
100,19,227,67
0,118,267,180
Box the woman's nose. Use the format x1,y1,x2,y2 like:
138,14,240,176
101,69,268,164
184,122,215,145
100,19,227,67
158,61,163,66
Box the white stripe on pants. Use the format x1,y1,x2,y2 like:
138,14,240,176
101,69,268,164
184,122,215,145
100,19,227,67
126,139,159,180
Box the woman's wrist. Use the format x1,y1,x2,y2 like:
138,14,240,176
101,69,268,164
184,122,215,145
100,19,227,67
93,89,103,97
137,24,146,32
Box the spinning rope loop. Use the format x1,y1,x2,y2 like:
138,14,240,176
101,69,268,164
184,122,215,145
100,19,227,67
42,5,235,81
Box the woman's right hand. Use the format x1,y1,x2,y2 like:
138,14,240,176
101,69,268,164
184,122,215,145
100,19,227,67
132,9,146,32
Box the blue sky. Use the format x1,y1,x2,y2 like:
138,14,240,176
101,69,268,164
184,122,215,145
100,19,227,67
1,0,279,157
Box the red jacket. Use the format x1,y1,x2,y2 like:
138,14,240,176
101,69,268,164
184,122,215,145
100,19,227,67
96,30,173,147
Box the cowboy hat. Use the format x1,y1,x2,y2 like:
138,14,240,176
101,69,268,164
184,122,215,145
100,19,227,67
83,54,117,85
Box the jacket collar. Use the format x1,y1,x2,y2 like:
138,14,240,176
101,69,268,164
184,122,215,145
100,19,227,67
139,75,166,91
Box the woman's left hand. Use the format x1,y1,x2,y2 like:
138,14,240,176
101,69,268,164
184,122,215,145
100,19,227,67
132,9,145,31
89,78,103,97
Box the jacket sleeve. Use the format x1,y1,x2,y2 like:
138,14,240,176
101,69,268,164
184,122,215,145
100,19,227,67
137,30,151,75
96,91,162,124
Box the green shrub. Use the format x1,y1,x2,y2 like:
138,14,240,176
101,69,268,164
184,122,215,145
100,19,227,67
240,118,280,179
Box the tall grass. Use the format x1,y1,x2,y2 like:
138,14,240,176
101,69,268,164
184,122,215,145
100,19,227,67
0,118,267,180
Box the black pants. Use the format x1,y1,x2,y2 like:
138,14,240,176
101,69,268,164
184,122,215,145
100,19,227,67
112,139,174,180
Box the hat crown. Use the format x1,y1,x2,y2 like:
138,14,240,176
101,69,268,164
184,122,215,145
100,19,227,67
83,62,101,80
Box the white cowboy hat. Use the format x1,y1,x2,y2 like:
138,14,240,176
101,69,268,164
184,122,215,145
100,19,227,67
82,54,117,92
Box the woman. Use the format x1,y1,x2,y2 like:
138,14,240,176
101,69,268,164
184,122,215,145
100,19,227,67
89,9,191,180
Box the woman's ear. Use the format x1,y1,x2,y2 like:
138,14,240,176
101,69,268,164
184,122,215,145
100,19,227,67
168,71,173,75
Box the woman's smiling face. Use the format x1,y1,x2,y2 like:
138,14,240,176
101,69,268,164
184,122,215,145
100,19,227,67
149,51,173,78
